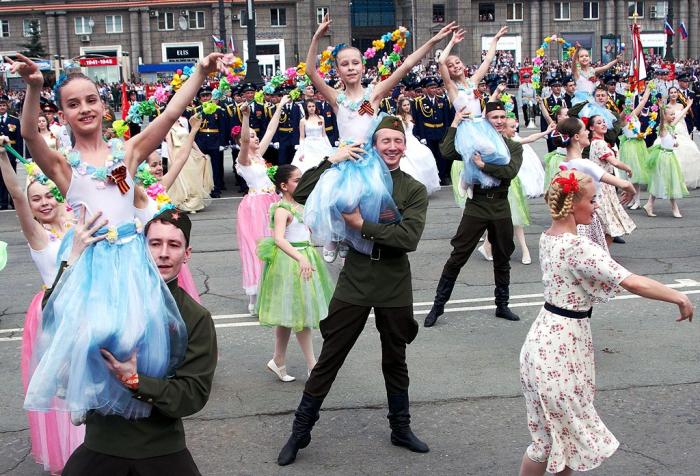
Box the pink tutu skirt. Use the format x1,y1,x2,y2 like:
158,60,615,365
21,291,84,474
236,192,279,295
178,262,201,303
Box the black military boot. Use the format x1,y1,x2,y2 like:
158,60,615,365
494,285,520,321
277,392,324,466
387,392,429,453
423,275,457,327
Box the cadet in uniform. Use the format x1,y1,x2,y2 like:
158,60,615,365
0,95,22,209
58,208,217,476
413,77,450,183
193,86,228,198
541,78,566,152
677,74,698,136
517,73,537,127
277,116,430,466
424,102,523,327
275,87,303,165
604,75,625,113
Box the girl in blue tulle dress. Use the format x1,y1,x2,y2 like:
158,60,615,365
302,15,456,256
438,28,511,193
10,52,224,420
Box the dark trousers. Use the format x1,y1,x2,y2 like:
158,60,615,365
202,148,224,192
426,138,450,184
278,141,296,165
305,298,419,399
0,156,17,207
63,445,201,476
442,213,514,288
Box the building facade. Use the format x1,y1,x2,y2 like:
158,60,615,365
0,0,697,84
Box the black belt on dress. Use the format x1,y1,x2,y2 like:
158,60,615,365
472,187,508,200
544,302,592,319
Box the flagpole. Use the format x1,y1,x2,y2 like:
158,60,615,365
664,2,674,61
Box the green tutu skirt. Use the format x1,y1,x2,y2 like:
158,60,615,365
618,136,649,184
508,176,530,227
450,161,467,208
646,146,689,200
543,150,567,190
256,239,334,332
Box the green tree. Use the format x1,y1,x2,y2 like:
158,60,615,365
20,20,46,58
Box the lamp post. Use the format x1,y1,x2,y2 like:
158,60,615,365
664,1,674,61
242,0,263,86
218,0,227,52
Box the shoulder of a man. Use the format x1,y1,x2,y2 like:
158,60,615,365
173,286,212,331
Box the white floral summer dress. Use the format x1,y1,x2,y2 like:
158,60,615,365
519,232,631,473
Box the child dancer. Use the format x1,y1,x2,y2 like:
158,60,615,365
235,98,288,313
618,85,652,209
586,115,637,246
438,27,511,193
291,99,333,174
396,97,441,195
571,46,619,104
304,15,455,260
537,96,569,186
0,137,82,474
519,169,692,476
11,52,224,419
257,165,334,381
644,103,691,218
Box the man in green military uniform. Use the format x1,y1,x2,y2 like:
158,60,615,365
277,116,429,466
50,209,217,475
424,101,523,328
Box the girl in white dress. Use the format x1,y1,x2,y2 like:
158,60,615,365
303,14,455,259
396,98,441,195
661,88,700,189
292,99,333,174
571,47,619,105
519,169,693,476
38,114,60,151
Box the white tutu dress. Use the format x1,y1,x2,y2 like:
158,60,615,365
399,121,441,195
292,118,334,174
669,117,700,189
514,134,545,197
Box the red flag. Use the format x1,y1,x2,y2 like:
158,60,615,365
121,83,129,120
628,23,647,92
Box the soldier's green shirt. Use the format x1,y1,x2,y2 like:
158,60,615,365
294,159,428,307
84,279,218,459
439,127,523,219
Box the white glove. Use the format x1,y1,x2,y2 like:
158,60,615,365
294,144,300,150
219,145,226,151
272,142,280,150
420,138,427,145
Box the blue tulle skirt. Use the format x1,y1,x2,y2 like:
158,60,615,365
455,117,511,188
572,91,592,106
24,222,188,419
578,101,617,128
304,122,400,255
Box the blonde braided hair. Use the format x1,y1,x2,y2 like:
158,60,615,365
545,169,592,220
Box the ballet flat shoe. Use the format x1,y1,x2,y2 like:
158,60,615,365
267,360,296,382
477,245,493,261
521,255,532,265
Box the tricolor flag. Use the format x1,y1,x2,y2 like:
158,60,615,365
678,21,688,40
664,21,675,36
212,35,224,49
229,35,236,54
629,23,647,92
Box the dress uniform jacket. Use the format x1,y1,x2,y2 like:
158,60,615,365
193,104,228,151
379,97,397,115
293,160,428,307
276,102,303,165
318,101,339,145
413,95,449,142
0,112,22,207
542,94,566,151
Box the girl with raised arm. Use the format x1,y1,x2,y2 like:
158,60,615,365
234,97,289,313
617,85,652,209
0,136,82,474
10,52,224,420
571,46,620,104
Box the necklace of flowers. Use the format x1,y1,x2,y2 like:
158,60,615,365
66,139,126,190
135,163,175,213
336,86,373,112
43,221,73,242
622,90,657,139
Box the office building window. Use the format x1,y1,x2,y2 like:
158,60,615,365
158,12,175,31
554,2,570,20
479,3,495,22
433,4,446,23
187,11,205,29
1,20,9,38
583,2,599,19
23,19,40,37
628,1,644,17
271,8,286,27
74,17,93,35
105,15,123,34
351,0,395,27
317,7,329,24
506,3,523,21
240,9,257,27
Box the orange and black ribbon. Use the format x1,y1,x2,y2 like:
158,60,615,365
108,165,130,195
359,101,375,116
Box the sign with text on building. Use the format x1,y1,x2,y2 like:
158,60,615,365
79,57,118,67
164,45,201,62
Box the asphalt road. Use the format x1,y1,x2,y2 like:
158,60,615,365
1,133,699,475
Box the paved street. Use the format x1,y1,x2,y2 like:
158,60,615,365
1,135,699,475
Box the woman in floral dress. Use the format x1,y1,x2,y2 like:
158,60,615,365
519,169,693,476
